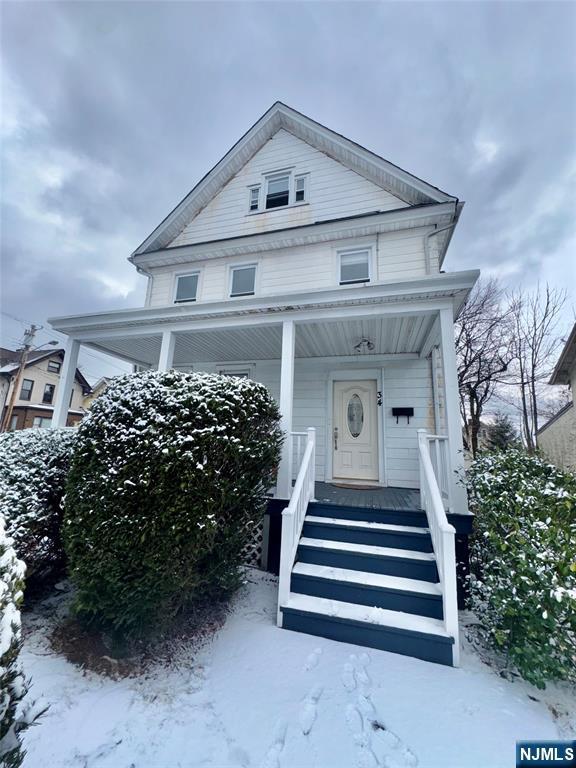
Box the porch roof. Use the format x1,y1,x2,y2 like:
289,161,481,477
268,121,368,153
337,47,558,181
49,271,478,367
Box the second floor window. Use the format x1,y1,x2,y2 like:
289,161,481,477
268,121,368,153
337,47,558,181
230,264,256,297
20,379,33,401
47,360,61,373
175,272,199,303
339,249,371,285
43,384,55,404
265,174,290,209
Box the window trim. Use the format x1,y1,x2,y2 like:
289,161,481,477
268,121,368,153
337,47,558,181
248,185,260,212
229,262,258,298
294,173,309,203
20,378,34,401
246,168,310,214
336,246,374,286
173,270,201,304
47,360,61,373
42,383,55,404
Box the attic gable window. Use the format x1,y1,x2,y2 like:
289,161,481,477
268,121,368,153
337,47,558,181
174,272,199,303
47,360,61,373
265,174,290,209
294,174,307,202
339,249,371,284
248,186,260,212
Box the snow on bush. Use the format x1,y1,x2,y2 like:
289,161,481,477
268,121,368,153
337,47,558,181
468,449,576,688
0,516,43,766
64,370,282,641
0,429,77,582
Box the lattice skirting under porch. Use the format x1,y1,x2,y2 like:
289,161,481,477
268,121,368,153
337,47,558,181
241,517,265,568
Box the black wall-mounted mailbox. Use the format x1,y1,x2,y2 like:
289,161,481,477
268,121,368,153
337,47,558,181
392,407,414,424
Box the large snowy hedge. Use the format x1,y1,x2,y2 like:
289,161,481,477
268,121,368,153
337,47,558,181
0,516,40,766
64,370,282,640
468,449,576,688
0,429,76,582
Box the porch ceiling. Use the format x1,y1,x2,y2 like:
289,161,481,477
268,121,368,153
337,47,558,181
84,312,437,366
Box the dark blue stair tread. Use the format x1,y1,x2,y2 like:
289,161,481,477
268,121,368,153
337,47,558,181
298,537,435,562
292,562,441,597
282,593,451,637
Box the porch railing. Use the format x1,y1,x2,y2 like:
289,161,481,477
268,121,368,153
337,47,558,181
291,431,308,479
277,427,316,625
425,434,451,510
417,429,459,666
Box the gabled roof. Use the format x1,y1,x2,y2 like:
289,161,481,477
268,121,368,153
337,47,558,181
132,101,458,257
0,348,92,393
549,323,576,385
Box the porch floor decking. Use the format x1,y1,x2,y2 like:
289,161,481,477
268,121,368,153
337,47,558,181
313,482,422,511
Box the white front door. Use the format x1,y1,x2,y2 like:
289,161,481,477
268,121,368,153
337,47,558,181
332,380,379,482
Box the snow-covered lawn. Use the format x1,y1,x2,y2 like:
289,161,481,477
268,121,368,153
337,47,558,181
21,570,574,768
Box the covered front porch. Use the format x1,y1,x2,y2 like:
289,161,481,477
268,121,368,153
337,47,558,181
49,275,474,516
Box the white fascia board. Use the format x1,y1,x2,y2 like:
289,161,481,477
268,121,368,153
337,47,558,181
278,105,455,205
132,102,458,257
130,203,458,271
49,270,480,339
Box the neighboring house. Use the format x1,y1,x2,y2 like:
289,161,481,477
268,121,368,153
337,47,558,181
48,103,479,666
537,323,576,473
83,376,111,410
0,347,91,430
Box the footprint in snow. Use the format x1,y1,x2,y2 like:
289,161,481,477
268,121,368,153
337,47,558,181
351,654,371,688
299,684,323,735
341,662,357,691
345,704,379,768
304,647,323,671
260,718,288,768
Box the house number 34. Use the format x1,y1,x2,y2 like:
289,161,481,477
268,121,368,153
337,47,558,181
377,391,383,406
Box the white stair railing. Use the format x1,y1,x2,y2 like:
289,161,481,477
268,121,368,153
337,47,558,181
417,429,460,666
425,434,451,510
277,427,316,626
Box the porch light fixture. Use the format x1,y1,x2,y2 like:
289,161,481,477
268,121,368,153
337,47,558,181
353,338,375,353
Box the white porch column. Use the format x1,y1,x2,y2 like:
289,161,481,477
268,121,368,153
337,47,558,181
157,330,175,371
439,307,468,514
276,320,295,499
51,338,80,428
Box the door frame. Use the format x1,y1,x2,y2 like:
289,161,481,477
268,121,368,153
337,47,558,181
325,368,387,486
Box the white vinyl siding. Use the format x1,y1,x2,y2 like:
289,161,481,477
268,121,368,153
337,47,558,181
146,228,430,308
169,130,408,247
179,355,435,487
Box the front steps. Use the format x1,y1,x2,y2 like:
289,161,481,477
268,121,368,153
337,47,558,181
279,501,456,666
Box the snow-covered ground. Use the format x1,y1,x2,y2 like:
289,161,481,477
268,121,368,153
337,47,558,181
21,570,574,768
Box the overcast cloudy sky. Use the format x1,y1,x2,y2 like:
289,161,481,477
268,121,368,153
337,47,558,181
1,1,575,382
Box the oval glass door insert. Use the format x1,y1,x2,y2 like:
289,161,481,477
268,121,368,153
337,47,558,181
347,394,364,438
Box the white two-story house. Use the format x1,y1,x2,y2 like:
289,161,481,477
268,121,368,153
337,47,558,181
49,103,479,666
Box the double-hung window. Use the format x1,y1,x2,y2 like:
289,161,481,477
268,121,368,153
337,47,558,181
20,379,33,401
294,174,307,203
339,249,371,285
43,384,55,404
248,186,260,212
265,174,290,209
174,272,200,303
230,264,256,297
47,360,61,373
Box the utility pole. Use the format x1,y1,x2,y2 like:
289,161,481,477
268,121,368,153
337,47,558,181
1,325,40,432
